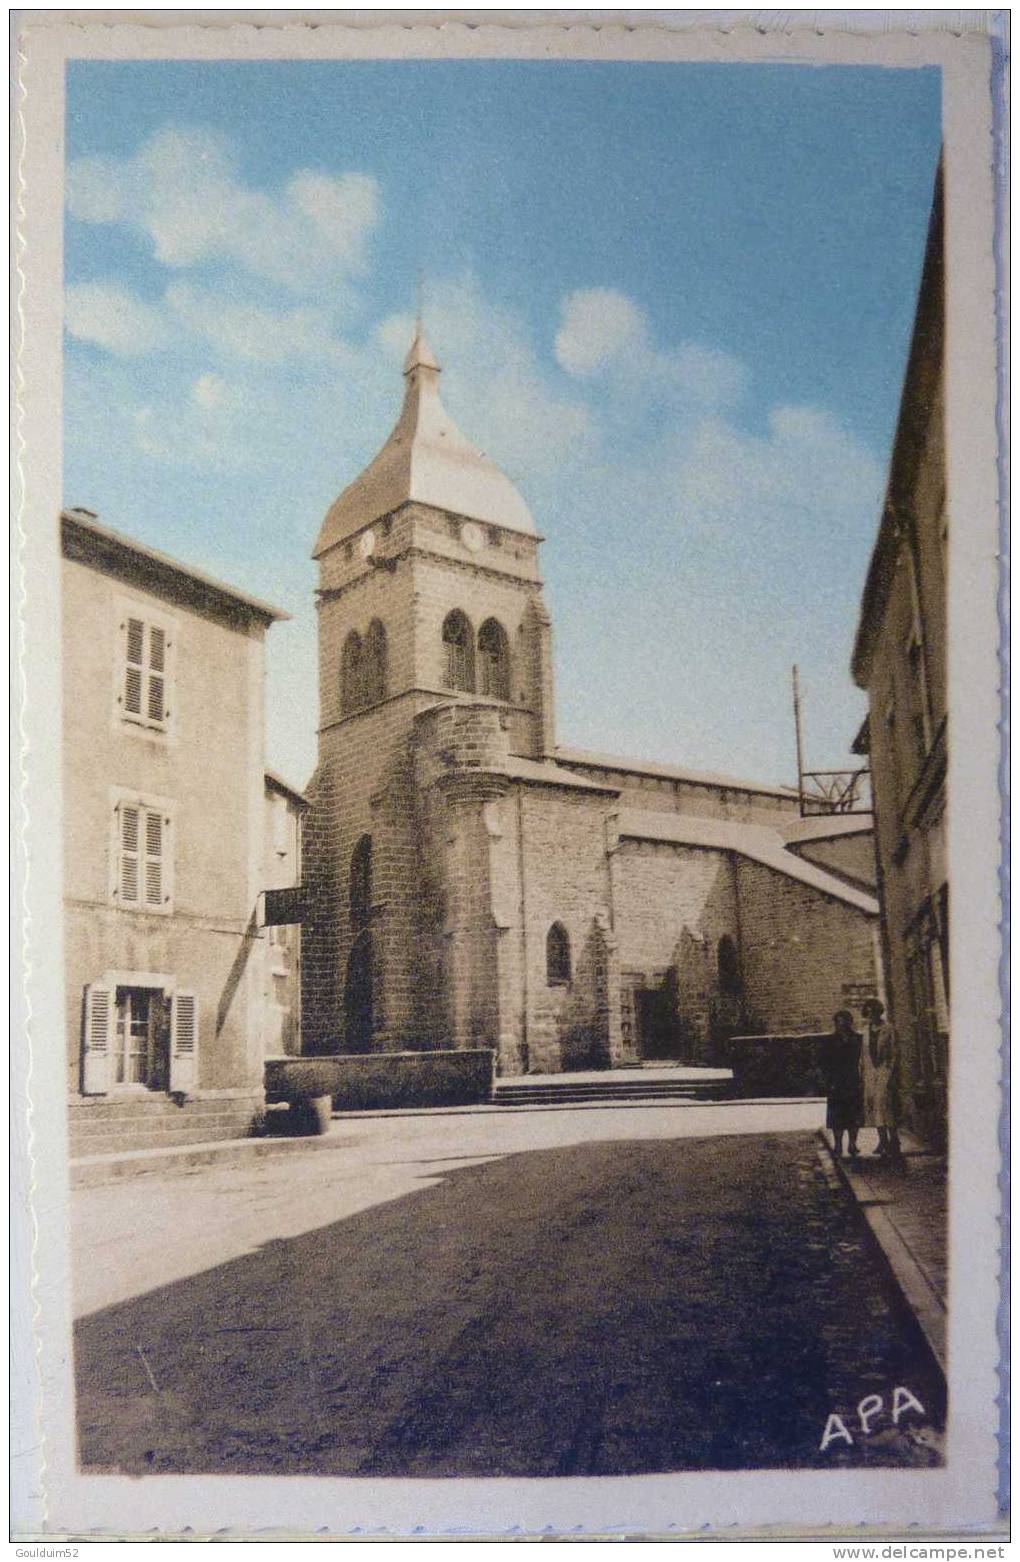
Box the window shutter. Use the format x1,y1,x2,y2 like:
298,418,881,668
120,613,171,728
170,990,198,1094
124,617,145,716
144,809,164,907
82,982,113,1095
147,626,166,722
119,804,140,905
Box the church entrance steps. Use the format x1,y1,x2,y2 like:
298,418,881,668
493,1066,735,1108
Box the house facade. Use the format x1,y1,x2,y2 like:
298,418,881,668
852,162,949,1147
262,769,306,1059
62,508,288,1153
301,331,883,1073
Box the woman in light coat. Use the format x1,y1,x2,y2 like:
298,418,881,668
861,998,902,1159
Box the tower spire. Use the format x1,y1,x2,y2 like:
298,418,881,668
404,271,439,376
403,317,440,377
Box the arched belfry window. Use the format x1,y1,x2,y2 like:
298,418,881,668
364,619,388,706
546,922,571,986
717,935,742,997
442,610,475,693
341,631,364,713
350,834,373,931
478,618,512,702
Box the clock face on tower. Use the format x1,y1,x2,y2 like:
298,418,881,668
460,521,483,552
358,528,376,559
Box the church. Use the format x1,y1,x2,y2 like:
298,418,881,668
300,329,881,1076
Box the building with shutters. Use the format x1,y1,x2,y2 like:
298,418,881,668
301,330,884,1074
851,162,949,1148
61,507,290,1154
262,769,306,1059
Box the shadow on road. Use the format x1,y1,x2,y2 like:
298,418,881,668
75,1131,944,1478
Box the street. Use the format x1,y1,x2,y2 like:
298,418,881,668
73,1101,945,1477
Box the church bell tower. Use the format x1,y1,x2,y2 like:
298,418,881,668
301,327,556,1055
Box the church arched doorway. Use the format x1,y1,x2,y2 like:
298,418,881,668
344,930,374,1053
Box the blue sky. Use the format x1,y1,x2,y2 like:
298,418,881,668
63,59,941,789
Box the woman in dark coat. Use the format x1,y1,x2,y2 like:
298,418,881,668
825,1008,863,1160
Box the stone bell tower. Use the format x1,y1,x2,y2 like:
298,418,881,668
301,327,556,1055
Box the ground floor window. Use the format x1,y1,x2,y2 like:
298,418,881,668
113,986,169,1089
82,977,198,1097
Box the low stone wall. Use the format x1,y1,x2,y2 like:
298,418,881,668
728,1033,830,1098
265,1049,495,1110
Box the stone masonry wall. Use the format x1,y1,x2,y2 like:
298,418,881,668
302,692,426,1053
612,841,742,1056
507,785,617,1074
735,858,879,1035
557,760,801,827
790,833,877,890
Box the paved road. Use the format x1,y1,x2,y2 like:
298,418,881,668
73,1103,944,1477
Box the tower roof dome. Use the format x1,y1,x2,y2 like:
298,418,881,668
313,326,536,558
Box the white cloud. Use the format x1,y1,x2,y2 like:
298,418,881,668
66,125,382,293
555,286,747,409
376,311,416,360
165,282,352,367
64,280,169,356
287,171,380,269
555,288,644,374
388,277,592,478
191,372,229,410
675,404,884,558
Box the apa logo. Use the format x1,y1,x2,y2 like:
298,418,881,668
819,1386,926,1451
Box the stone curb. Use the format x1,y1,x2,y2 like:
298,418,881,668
334,1095,824,1120
815,1130,947,1375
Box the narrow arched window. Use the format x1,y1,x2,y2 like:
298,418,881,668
341,631,364,713
718,935,742,996
364,619,388,706
350,834,373,931
478,617,511,701
442,610,474,693
546,922,571,986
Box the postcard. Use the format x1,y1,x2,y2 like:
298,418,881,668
12,10,1006,1542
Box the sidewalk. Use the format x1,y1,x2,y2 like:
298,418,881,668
818,1129,947,1373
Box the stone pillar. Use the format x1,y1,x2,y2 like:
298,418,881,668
600,915,629,1066
522,596,556,759
439,773,510,1051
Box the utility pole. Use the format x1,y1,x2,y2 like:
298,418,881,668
792,665,806,817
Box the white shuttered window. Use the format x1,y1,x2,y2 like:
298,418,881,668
114,798,173,912
119,611,172,731
170,990,198,1094
81,982,113,1095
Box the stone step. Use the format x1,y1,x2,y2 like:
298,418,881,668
67,1094,254,1121
493,1080,735,1107
490,1080,724,1093
70,1105,256,1142
70,1105,253,1130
